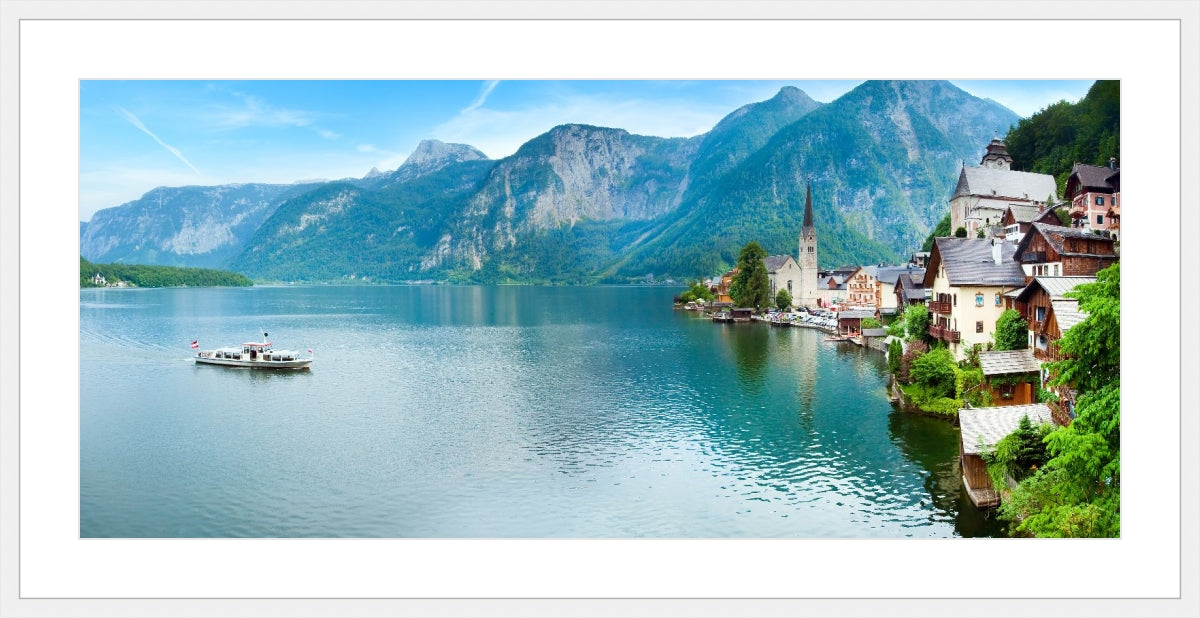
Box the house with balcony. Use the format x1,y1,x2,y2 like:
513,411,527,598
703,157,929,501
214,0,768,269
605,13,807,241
999,204,1064,245
1013,223,1119,280
949,138,1058,238
1012,276,1094,420
922,237,1027,360
845,265,880,309
1065,160,1120,239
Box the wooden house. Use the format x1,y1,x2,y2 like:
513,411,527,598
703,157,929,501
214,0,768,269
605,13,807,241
978,349,1041,406
1014,223,1118,280
894,272,927,309
959,404,1054,507
999,204,1063,244
1012,277,1094,421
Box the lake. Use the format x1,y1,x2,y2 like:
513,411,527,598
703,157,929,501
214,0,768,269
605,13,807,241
80,285,1004,537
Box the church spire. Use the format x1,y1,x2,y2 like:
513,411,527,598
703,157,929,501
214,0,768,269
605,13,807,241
803,181,814,228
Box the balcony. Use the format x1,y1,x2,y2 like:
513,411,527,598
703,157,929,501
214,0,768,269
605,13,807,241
1069,202,1087,220
928,325,943,339
928,301,952,315
945,330,961,343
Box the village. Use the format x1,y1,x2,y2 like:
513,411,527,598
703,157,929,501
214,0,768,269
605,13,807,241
677,137,1121,513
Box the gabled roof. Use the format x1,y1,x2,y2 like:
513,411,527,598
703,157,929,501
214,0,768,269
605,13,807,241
979,349,1041,376
1068,163,1119,192
764,255,797,273
925,238,1026,288
838,309,876,319
952,166,1058,202
1014,223,1118,261
960,404,1054,455
1051,299,1088,331
1004,204,1045,224
1014,276,1096,304
875,266,925,287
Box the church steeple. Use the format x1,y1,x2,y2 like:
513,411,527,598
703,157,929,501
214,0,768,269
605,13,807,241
803,181,814,227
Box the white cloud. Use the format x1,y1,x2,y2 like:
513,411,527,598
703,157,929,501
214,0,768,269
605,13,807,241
115,107,202,175
462,80,500,114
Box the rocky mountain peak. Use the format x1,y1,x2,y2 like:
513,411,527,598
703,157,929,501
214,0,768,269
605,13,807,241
387,140,489,185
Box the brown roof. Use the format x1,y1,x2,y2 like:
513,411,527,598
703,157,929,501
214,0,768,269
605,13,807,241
1014,223,1119,262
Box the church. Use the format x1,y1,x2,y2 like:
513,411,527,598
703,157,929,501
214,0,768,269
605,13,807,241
796,182,820,307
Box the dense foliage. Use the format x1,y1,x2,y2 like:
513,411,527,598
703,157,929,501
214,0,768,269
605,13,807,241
729,242,771,310
1004,80,1120,194
887,338,903,375
678,280,716,304
984,415,1055,494
1000,263,1120,537
993,309,1029,351
903,304,932,344
80,256,252,288
909,347,958,399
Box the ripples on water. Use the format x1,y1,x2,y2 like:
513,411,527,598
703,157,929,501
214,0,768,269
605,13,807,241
79,286,1003,538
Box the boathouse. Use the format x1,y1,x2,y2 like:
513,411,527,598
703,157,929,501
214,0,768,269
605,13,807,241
959,403,1053,507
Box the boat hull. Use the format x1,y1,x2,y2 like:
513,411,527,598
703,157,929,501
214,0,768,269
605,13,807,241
194,356,311,370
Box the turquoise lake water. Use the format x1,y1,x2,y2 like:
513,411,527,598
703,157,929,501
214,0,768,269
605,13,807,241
80,285,1003,537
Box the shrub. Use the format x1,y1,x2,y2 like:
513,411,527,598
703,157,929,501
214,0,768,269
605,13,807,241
896,340,929,385
910,347,957,398
887,338,903,375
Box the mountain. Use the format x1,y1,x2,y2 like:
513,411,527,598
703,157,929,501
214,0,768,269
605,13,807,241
381,139,490,187
80,182,323,267
611,80,1020,277
83,81,1021,283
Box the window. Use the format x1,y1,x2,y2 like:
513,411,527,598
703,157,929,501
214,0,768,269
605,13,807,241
808,246,814,252
1035,306,1046,322
953,294,957,307
787,281,793,292
975,293,984,307
999,383,1015,399
1053,264,1060,276
1095,196,1105,205
1096,214,1104,224
995,293,1002,307
976,321,984,333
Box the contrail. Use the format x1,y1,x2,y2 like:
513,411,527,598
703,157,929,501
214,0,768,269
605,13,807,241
461,80,500,114
116,107,202,175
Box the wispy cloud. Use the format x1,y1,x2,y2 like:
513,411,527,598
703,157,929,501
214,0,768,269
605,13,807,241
462,80,500,114
116,107,202,175
207,90,339,139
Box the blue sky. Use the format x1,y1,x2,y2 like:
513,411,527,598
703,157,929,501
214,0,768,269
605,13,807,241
79,79,1096,221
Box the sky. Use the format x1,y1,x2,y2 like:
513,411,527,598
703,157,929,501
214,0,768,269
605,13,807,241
79,79,1096,221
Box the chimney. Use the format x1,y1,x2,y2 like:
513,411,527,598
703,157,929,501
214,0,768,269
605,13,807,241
992,237,1002,265
1109,157,1117,171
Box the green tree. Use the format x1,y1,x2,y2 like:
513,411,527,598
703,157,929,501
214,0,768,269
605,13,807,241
775,287,793,311
860,317,881,330
887,338,903,375
903,303,932,343
954,226,968,238
993,309,1029,351
1000,263,1120,537
729,241,771,311
910,347,957,399
922,212,952,252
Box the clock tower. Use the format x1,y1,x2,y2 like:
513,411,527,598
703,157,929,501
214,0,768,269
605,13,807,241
798,181,819,307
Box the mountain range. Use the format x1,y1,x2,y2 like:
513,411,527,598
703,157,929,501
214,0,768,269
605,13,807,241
80,80,1020,283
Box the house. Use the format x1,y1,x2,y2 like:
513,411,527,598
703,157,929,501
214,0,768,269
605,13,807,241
978,349,1041,406
959,404,1054,507
715,268,737,303
1012,276,1094,420
815,274,847,308
923,237,1027,360
949,138,1058,238
764,255,802,304
894,272,927,309
1065,160,1120,238
1013,223,1119,279
910,252,930,268
91,272,106,286
999,204,1064,245
845,265,880,309
875,265,925,318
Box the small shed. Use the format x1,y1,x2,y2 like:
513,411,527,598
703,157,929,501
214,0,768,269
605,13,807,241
959,403,1054,507
978,349,1041,406
837,309,876,335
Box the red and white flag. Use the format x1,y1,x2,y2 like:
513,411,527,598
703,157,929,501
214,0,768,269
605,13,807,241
190,340,199,349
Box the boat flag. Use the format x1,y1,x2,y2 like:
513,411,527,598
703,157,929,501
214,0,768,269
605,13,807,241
307,349,313,354
190,340,199,349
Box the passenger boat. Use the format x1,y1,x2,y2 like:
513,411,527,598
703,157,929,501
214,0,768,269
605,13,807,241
193,338,313,370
